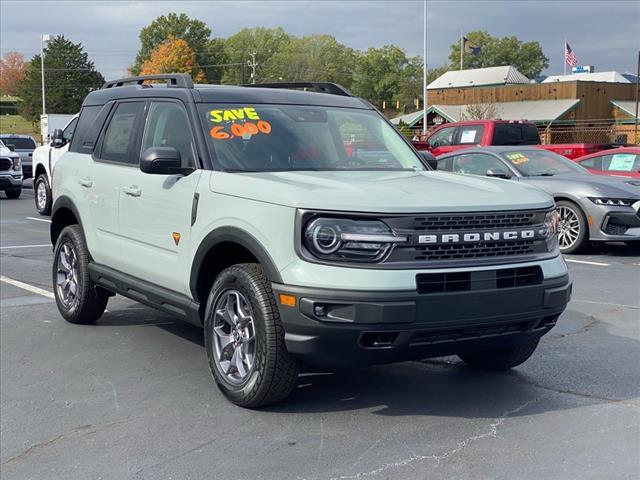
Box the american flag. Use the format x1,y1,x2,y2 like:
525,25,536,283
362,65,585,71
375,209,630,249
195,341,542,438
565,42,578,67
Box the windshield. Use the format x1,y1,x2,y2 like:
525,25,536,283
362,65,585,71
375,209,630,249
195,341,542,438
499,149,588,176
1,136,36,150
199,104,425,172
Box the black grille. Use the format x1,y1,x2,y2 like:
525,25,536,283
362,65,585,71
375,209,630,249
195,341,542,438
0,157,13,171
605,221,628,235
413,241,535,261
381,210,549,266
416,266,542,294
409,212,538,231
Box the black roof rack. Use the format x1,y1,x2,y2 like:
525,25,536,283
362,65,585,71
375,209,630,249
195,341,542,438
242,82,353,97
102,73,194,90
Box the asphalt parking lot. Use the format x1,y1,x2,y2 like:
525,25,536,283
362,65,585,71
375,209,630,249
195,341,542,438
1,188,639,480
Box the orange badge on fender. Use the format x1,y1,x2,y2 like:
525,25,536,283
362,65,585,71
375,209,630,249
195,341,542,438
172,232,181,246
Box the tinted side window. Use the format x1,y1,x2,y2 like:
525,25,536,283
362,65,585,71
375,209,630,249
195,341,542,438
578,157,598,169
521,124,541,145
69,106,101,153
455,125,484,145
100,102,144,164
62,118,78,142
451,153,506,176
142,102,195,167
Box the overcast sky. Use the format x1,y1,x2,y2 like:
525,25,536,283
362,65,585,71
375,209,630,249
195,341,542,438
1,0,638,80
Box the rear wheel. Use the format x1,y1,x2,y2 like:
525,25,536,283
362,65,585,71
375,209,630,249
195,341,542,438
5,188,21,199
458,338,539,370
35,174,52,215
53,225,108,324
556,200,588,253
204,263,297,407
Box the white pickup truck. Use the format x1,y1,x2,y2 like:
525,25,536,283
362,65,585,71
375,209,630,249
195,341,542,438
32,114,78,215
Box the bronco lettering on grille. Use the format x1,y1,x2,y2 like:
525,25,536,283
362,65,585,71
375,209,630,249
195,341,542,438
418,230,537,244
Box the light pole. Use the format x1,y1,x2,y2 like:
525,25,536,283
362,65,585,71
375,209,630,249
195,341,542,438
40,34,50,116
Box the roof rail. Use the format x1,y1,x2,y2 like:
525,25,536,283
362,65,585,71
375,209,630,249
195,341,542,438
102,73,194,90
242,82,353,97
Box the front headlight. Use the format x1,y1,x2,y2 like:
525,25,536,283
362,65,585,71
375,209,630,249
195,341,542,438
303,217,407,262
12,157,21,171
544,209,560,251
588,197,634,207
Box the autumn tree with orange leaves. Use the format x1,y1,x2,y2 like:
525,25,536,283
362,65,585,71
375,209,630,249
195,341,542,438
140,36,206,82
0,52,27,96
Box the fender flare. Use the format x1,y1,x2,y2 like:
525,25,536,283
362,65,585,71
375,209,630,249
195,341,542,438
189,226,283,302
50,195,82,244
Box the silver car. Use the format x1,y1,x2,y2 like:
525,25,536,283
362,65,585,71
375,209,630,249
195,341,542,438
0,134,37,179
435,146,640,253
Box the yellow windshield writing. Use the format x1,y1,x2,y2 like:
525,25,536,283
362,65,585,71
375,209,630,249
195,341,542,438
209,107,260,123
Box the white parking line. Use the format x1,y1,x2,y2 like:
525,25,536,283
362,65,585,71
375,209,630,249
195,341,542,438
26,216,52,223
564,258,611,267
0,244,50,250
0,275,54,299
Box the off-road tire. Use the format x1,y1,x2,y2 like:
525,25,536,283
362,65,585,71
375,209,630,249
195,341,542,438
53,225,108,324
204,263,298,407
35,174,52,215
5,188,21,199
458,338,540,370
556,200,588,254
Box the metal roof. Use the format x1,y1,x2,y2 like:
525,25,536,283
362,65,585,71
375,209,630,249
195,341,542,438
391,99,580,126
542,71,631,84
427,66,530,90
611,100,639,120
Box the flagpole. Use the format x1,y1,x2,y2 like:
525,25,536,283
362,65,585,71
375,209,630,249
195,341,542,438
460,30,463,70
563,39,566,75
423,0,428,136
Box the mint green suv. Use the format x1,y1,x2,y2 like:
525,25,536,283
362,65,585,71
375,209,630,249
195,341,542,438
50,74,571,407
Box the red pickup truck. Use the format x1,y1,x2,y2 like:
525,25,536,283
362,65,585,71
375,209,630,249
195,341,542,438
413,120,615,160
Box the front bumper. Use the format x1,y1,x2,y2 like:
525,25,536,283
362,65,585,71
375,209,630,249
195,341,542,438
588,201,640,241
0,174,23,190
273,273,571,368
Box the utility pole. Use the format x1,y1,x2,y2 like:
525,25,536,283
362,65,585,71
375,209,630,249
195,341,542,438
423,0,428,136
40,34,50,116
634,50,639,142
247,52,258,84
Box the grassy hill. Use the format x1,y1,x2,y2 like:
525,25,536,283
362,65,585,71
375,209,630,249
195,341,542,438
0,115,40,139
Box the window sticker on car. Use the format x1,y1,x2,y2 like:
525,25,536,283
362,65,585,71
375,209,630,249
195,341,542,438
608,154,635,171
207,107,272,140
505,152,529,165
460,129,477,143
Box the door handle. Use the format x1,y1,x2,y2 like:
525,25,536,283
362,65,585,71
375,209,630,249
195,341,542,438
123,185,142,197
78,177,93,188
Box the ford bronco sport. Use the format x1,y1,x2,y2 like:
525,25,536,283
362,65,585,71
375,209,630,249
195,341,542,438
50,74,571,407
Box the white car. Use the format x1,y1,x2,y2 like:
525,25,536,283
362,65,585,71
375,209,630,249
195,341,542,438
32,114,78,215
0,139,23,198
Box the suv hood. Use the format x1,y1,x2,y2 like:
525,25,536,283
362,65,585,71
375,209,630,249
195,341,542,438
210,170,553,213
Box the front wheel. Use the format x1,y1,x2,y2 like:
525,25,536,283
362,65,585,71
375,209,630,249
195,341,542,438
204,264,298,407
53,225,108,324
5,188,21,199
458,338,539,370
556,200,588,254
35,174,52,215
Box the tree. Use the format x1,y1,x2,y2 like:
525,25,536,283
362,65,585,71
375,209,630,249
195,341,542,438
448,31,549,78
261,35,356,87
461,102,501,120
16,36,104,121
140,36,206,82
0,52,27,96
352,45,424,109
132,13,225,83
222,27,292,85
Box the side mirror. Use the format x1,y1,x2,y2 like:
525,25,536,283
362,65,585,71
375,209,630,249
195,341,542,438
486,168,511,179
6,144,15,152
51,129,65,148
419,151,438,170
140,146,191,175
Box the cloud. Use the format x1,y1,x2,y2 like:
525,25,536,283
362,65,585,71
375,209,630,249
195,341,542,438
0,0,637,80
